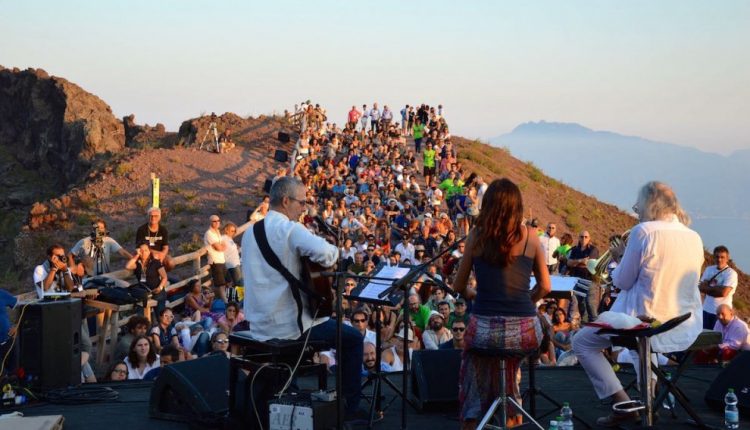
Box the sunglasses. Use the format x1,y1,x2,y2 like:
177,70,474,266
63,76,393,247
352,319,367,323
452,327,466,332
213,339,229,344
112,369,128,374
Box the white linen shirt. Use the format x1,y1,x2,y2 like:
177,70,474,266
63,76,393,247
611,215,704,353
241,210,339,341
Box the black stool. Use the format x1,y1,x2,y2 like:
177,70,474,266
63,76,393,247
227,331,329,421
596,312,691,428
470,348,544,430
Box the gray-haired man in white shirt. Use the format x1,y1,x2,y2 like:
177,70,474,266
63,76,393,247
241,176,365,418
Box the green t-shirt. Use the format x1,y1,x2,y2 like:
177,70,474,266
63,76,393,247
406,304,432,331
423,149,436,168
413,123,425,139
555,244,572,258
440,178,464,200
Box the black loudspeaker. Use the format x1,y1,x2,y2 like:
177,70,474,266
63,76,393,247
410,349,462,410
149,353,230,424
705,351,750,413
278,131,290,143
263,178,273,193
19,299,82,391
274,149,288,163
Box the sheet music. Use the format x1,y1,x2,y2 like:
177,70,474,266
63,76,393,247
358,266,411,300
530,275,580,292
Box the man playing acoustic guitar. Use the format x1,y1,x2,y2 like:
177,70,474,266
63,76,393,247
241,176,365,419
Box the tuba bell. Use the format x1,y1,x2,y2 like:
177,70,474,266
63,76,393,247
587,230,631,281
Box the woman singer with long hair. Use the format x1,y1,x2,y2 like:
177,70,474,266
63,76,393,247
453,178,551,430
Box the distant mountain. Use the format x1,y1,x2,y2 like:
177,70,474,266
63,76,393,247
490,121,750,219
730,148,750,166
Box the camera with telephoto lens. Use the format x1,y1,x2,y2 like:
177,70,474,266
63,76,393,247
90,224,108,248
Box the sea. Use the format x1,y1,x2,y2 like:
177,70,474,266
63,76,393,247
691,217,750,272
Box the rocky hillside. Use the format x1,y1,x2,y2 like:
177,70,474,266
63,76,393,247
0,66,129,282
0,66,125,190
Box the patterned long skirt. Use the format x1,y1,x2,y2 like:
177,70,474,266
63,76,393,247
459,314,542,421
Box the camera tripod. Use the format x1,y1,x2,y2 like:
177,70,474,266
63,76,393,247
198,122,220,153
91,241,108,276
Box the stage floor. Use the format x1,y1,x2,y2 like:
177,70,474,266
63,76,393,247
7,365,745,429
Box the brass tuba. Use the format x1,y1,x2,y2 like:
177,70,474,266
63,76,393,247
587,230,631,281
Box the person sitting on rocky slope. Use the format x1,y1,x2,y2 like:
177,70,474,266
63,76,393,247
218,129,235,153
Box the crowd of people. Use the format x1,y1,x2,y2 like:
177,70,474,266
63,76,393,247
2,101,747,428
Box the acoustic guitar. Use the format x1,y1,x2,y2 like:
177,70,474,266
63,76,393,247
299,220,338,317
300,257,335,317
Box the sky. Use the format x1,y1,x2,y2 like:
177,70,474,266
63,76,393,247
2,0,748,154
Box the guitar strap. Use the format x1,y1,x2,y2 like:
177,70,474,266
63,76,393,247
253,220,322,337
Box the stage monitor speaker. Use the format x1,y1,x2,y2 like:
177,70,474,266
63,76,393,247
410,348,462,410
149,353,230,424
263,178,273,193
278,131,290,143
705,350,750,413
19,299,82,391
274,149,288,163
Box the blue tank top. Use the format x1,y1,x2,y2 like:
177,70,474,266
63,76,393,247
471,235,536,317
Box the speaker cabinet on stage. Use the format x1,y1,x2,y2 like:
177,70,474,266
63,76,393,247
410,349,462,410
273,149,289,163
19,299,82,391
706,351,750,413
277,131,290,143
150,353,230,424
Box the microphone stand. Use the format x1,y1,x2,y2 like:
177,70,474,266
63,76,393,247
313,215,348,427
330,220,345,428
378,235,467,429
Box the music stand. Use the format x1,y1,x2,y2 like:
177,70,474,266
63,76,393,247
345,264,419,429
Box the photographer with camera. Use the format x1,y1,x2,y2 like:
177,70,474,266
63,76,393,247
33,244,76,299
68,219,133,282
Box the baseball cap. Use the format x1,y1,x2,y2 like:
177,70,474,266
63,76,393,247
395,327,415,341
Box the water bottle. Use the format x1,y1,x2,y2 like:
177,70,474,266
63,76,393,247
725,388,739,430
662,372,676,410
548,420,559,430
560,403,574,430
